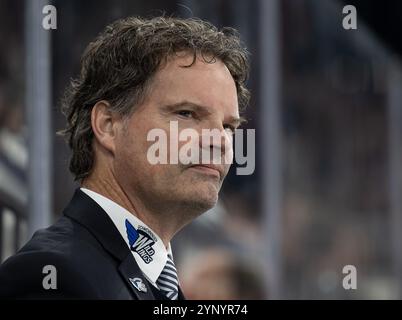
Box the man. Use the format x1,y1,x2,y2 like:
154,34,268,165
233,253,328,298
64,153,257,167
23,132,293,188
0,16,249,299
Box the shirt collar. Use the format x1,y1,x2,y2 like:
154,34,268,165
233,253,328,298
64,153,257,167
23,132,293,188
80,187,171,286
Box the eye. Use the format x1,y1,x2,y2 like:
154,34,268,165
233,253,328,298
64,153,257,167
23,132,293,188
176,110,195,118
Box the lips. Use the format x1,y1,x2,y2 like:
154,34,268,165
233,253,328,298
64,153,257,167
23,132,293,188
188,164,223,179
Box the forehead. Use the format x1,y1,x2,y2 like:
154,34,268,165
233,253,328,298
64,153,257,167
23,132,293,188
147,53,239,116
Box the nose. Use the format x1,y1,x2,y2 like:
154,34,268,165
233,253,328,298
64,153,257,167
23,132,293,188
198,123,233,165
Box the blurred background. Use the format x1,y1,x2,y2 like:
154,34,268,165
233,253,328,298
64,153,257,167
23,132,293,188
1,0,402,299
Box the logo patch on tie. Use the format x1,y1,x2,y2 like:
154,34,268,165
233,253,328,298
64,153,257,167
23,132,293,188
129,277,148,293
125,219,156,264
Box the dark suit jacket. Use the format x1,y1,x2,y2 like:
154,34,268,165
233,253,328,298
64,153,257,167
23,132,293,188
0,189,185,300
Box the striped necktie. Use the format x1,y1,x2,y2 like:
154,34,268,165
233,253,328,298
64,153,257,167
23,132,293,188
156,254,179,300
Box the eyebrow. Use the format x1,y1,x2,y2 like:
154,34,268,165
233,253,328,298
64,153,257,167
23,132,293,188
162,100,247,127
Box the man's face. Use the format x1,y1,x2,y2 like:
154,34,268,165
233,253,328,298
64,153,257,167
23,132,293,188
113,53,240,215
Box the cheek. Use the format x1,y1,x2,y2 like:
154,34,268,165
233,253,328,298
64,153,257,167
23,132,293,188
117,117,185,182
120,120,153,156
118,127,172,176
114,125,144,169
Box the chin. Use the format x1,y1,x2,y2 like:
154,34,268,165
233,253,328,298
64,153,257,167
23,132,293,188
183,188,219,212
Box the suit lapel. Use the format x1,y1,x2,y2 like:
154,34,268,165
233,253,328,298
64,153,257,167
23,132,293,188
64,189,156,300
118,253,156,300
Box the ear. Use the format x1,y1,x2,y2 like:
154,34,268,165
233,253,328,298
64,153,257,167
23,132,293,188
91,100,119,154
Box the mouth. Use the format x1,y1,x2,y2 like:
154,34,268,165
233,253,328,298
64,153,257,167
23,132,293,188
188,164,223,179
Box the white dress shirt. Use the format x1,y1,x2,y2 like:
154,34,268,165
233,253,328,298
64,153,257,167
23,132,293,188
80,187,173,288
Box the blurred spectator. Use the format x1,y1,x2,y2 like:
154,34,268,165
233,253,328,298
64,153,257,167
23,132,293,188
0,86,27,205
180,248,265,300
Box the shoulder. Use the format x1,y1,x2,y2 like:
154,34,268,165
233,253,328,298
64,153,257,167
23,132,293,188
0,216,104,299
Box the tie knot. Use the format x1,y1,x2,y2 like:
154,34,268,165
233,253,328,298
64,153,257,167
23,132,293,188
156,254,179,300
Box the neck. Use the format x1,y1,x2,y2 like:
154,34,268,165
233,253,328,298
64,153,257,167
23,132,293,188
81,168,184,247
